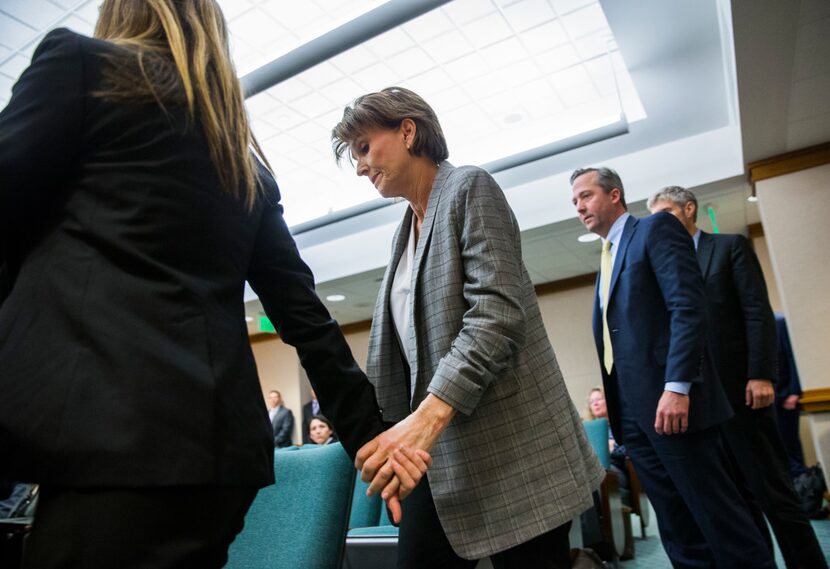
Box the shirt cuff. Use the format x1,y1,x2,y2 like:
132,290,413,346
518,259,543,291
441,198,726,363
665,381,691,395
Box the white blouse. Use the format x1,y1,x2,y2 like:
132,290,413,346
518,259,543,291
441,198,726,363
390,215,417,359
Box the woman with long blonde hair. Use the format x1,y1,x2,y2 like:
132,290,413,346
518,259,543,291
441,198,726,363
0,2,426,566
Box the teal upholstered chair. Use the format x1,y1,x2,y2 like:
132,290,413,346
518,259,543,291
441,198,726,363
582,418,628,560
582,417,611,468
225,442,355,569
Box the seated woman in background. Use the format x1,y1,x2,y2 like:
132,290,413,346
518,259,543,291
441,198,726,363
586,387,631,504
309,415,337,446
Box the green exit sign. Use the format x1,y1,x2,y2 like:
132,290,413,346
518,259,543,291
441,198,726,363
259,316,276,334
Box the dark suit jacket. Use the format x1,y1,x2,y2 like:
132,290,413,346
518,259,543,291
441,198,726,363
271,407,295,448
0,29,383,487
593,213,732,442
697,231,777,407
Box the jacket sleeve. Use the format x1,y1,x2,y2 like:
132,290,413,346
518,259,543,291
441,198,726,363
647,213,707,384
729,235,777,380
247,169,384,459
426,168,527,415
0,29,84,264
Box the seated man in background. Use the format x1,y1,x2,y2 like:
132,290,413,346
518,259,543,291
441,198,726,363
648,185,826,569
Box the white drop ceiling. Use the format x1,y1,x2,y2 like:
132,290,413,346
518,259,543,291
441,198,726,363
2,1,819,333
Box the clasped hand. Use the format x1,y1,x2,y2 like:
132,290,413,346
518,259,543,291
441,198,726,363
354,394,455,523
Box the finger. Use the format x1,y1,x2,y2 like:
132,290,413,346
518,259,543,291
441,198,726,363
390,457,419,499
680,413,689,433
367,460,395,496
745,385,753,407
380,473,401,501
355,439,378,471
415,449,433,468
396,445,429,478
360,452,386,483
386,494,402,525
670,413,680,435
396,446,428,477
654,412,664,435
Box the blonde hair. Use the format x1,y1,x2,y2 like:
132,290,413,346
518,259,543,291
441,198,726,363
584,387,605,420
94,0,270,210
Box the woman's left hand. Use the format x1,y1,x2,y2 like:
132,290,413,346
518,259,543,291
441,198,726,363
355,394,455,519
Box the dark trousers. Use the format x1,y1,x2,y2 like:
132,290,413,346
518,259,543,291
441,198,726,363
721,404,827,569
397,476,572,569
619,412,775,569
775,403,808,478
22,485,257,569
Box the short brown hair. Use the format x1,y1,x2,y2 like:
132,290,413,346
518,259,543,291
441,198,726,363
570,167,627,209
331,86,449,165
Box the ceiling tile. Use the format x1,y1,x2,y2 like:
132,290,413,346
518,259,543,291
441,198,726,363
481,36,528,69
2,0,64,30
74,0,100,25
561,4,608,39
403,67,452,96
266,76,312,104
502,0,556,32
421,31,475,64
549,0,594,16
324,76,364,108
57,14,94,36
386,46,435,79
295,60,342,90
262,105,306,130
0,12,38,50
442,52,490,82
463,12,513,49
536,43,581,74
427,85,472,112
402,8,455,41
350,61,400,93
287,90,337,120
366,28,415,59
218,0,254,21
443,0,498,25
0,53,29,81
520,19,569,55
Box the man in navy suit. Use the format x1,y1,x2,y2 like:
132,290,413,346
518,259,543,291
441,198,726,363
649,186,826,568
570,167,773,568
267,390,294,448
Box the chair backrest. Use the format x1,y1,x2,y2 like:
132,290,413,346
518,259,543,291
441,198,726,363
583,418,611,469
225,443,355,569
348,476,382,529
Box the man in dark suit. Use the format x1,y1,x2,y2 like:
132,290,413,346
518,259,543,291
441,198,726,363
648,186,826,568
301,388,320,444
571,167,773,568
267,390,295,448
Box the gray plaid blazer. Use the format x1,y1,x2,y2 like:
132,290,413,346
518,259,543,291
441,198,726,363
366,162,604,559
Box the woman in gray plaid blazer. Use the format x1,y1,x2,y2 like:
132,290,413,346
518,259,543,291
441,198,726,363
332,87,604,568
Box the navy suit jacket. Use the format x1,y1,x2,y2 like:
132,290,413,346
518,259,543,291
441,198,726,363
592,213,732,442
697,231,777,407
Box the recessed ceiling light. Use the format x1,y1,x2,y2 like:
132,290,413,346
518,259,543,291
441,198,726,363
326,294,346,302
578,232,600,242
245,316,254,322
746,195,758,203
504,112,523,124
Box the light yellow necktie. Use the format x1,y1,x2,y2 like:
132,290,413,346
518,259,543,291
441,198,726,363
600,239,614,373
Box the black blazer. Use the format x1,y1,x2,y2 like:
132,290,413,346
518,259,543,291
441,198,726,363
592,214,732,441
0,29,383,487
697,231,777,406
